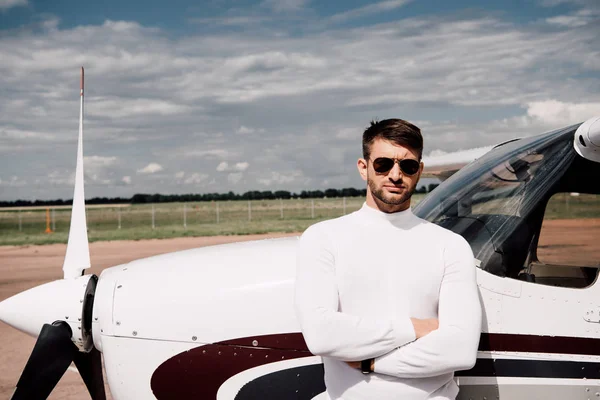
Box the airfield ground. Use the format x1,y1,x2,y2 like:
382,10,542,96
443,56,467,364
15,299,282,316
0,218,598,399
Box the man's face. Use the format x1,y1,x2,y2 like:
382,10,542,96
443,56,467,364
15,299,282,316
357,138,423,211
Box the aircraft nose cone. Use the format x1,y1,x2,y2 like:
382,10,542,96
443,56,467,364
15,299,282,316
0,277,92,341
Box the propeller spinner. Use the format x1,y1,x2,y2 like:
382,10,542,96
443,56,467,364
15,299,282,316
0,67,106,399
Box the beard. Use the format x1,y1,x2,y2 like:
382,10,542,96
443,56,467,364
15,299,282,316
368,176,416,206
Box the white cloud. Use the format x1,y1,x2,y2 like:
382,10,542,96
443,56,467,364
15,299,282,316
258,170,307,186
237,125,266,135
84,155,117,167
261,0,309,12
41,16,60,31
227,172,244,184
216,161,250,172
331,0,412,22
525,100,600,127
335,127,360,140
546,8,600,27
137,163,163,174
0,175,27,187
184,172,209,184
48,170,74,186
88,97,190,119
234,162,249,171
0,127,56,141
423,146,494,167
238,126,254,134
6,175,26,187
122,176,131,184
538,0,588,6
83,155,118,184
189,16,270,27
175,171,185,179
0,0,27,11
185,149,236,159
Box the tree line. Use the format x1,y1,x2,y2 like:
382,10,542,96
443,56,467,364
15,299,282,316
0,184,438,208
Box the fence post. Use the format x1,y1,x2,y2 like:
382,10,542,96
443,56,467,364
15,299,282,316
280,198,283,219
311,199,315,219
248,200,252,221
216,202,220,224
45,208,52,233
18,210,22,232
343,197,346,215
152,205,155,229
52,208,56,231
183,204,187,228
118,208,121,230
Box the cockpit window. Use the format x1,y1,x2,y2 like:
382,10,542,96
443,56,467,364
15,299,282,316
414,125,580,279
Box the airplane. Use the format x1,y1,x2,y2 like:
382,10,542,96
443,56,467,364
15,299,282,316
0,68,599,399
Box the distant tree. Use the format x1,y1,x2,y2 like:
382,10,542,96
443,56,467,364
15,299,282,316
324,189,339,198
274,190,291,199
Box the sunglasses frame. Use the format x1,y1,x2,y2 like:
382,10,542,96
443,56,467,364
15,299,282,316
371,157,421,176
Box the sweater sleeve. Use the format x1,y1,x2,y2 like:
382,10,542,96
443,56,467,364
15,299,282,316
294,224,417,361
373,234,482,378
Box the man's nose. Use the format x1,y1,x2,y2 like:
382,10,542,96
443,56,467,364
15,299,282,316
388,162,403,181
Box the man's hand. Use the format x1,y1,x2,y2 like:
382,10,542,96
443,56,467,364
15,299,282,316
410,318,439,339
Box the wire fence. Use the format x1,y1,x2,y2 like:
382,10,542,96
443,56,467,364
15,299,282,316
0,197,376,234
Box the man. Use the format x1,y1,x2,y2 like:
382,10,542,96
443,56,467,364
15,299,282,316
294,119,482,399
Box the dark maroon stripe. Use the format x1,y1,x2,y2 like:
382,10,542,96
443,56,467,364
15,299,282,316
219,333,309,352
151,334,312,399
479,333,600,356
150,332,600,398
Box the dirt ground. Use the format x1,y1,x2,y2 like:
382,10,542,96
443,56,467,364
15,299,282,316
0,232,299,400
0,218,598,399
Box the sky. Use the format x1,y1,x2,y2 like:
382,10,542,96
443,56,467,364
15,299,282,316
0,0,599,201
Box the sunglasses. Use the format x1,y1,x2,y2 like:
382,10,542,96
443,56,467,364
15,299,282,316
371,157,421,175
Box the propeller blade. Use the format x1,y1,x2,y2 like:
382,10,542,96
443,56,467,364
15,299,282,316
73,346,107,400
11,321,77,400
63,66,91,279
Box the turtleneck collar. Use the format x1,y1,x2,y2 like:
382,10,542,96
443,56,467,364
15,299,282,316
358,202,414,224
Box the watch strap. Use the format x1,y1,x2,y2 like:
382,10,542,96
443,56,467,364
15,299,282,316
361,358,373,374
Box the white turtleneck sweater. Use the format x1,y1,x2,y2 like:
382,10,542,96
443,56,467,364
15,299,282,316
294,203,481,400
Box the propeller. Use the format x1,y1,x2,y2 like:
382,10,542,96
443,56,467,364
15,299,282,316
11,322,105,400
0,67,106,399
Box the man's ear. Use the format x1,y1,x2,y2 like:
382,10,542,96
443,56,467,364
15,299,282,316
416,161,424,182
357,158,368,181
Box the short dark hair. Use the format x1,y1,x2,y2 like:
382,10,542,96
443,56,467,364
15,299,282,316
362,118,423,160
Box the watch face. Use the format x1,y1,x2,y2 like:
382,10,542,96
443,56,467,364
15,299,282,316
361,359,372,374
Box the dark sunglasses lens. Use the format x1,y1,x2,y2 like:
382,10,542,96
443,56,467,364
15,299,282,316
373,158,394,173
400,159,420,175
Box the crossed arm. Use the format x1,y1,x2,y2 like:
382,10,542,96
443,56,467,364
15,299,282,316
294,225,482,378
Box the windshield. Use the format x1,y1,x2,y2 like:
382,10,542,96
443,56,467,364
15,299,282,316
414,124,579,277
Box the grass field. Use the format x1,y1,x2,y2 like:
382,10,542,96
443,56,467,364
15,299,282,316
1,192,597,246
0,197,382,246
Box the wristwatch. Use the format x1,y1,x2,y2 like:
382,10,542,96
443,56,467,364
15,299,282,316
361,358,373,374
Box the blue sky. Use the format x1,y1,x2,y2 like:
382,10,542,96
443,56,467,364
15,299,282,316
0,0,599,200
